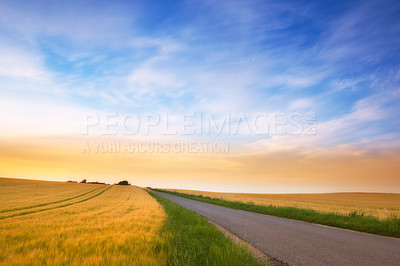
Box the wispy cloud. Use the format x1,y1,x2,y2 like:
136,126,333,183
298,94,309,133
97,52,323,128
246,88,400,156
0,0,136,44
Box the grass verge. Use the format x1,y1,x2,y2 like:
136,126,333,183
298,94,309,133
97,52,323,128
149,191,265,265
154,189,400,238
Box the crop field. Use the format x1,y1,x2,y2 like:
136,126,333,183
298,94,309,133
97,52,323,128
0,178,166,265
166,189,400,220
0,178,262,265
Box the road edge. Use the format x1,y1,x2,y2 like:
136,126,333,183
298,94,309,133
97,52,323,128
205,218,286,266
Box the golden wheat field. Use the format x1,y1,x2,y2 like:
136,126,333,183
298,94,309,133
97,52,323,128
0,178,166,265
167,189,400,219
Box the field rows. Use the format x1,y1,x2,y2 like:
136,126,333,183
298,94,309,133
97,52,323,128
0,179,167,265
0,186,111,220
0,178,263,265
0,186,104,214
0,178,106,209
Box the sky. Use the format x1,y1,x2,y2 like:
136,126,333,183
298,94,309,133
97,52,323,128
0,0,399,192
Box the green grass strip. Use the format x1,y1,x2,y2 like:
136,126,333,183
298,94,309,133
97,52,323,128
149,191,266,266
0,186,112,220
154,189,400,238
0,186,105,214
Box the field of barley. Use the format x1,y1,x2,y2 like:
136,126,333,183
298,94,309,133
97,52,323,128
0,178,166,265
167,189,400,219
0,178,263,265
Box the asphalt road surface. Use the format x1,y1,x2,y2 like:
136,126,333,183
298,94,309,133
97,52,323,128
153,191,400,266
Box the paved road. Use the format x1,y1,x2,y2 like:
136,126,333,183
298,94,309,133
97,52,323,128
153,191,400,266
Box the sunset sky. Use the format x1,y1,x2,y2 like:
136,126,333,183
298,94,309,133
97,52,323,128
1,0,399,192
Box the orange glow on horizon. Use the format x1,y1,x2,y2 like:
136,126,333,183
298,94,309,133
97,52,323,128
1,137,399,193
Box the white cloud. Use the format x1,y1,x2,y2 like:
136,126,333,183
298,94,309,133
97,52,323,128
127,67,185,95
131,37,184,56
246,89,400,155
288,98,314,111
0,93,95,138
0,42,49,81
330,78,365,92
272,72,327,89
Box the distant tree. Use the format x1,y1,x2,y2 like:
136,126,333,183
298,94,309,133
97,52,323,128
116,180,130,186
87,181,106,185
80,179,87,183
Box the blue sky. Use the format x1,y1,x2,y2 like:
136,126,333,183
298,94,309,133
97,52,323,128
1,0,400,151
